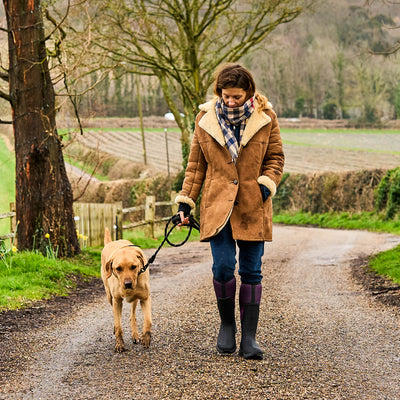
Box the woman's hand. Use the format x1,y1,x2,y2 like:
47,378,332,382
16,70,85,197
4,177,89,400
177,211,190,226
259,184,271,202
172,202,191,226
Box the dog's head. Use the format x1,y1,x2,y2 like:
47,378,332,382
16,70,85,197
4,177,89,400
105,246,146,291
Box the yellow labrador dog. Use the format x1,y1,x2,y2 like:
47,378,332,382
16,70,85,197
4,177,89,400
101,228,151,352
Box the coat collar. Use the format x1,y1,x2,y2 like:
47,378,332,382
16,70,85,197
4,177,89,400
198,98,272,147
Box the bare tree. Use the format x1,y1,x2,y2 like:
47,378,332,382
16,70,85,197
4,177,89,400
364,0,400,54
89,0,313,163
2,0,80,255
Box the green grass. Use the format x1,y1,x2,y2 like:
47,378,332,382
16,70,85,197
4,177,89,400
0,250,101,311
369,245,400,286
0,136,15,238
273,211,400,235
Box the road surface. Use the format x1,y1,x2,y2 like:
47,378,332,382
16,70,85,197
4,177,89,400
1,225,400,399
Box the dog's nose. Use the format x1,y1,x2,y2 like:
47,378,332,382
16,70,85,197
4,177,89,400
124,280,133,289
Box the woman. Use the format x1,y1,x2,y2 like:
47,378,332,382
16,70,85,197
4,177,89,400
175,64,284,360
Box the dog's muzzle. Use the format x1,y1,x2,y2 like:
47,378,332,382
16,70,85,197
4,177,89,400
124,280,133,289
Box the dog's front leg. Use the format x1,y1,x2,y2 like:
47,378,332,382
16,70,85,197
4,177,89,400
130,299,140,344
113,297,126,352
140,296,152,348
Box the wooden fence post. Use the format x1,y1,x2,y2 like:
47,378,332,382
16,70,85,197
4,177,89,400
145,195,156,238
114,202,123,240
170,191,178,215
10,202,16,244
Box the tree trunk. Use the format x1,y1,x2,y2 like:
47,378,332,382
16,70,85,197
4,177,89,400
4,0,80,256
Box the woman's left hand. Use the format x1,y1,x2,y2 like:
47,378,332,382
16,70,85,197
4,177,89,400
260,185,271,202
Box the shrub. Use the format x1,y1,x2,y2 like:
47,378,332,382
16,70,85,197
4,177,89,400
323,100,338,120
295,97,305,117
274,172,293,212
393,83,400,119
375,167,400,220
274,169,386,215
280,108,298,118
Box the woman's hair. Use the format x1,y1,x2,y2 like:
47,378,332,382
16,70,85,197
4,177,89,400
213,63,269,111
213,64,255,98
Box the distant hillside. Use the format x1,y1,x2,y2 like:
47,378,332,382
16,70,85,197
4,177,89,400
247,0,400,121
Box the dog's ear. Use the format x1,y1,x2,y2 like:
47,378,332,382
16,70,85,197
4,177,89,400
105,259,113,279
136,252,147,270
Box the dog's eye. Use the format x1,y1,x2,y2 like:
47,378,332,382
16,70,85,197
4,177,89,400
116,266,122,272
130,265,137,270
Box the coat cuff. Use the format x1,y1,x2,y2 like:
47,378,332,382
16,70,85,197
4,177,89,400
175,195,196,210
257,176,277,197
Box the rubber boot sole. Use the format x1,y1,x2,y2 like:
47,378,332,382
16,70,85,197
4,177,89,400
238,347,263,360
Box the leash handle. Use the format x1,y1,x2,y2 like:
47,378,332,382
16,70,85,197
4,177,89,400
170,214,200,231
139,214,200,274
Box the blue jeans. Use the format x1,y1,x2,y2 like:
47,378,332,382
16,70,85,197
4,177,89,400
210,221,264,284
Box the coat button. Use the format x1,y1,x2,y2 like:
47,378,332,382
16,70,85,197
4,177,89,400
233,179,238,185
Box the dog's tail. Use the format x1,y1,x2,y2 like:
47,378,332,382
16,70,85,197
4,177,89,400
104,227,112,245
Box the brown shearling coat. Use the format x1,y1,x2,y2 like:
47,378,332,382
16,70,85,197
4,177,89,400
176,98,284,242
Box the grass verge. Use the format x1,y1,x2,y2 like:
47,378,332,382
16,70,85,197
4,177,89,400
369,245,400,286
0,250,101,311
0,227,199,311
273,211,400,235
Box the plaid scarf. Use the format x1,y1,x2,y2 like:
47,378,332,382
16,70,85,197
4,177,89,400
215,96,255,162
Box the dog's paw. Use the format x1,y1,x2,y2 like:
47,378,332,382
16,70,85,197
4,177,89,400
114,339,126,353
141,331,151,348
132,333,140,344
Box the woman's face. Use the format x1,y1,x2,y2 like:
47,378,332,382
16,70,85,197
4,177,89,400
221,88,247,108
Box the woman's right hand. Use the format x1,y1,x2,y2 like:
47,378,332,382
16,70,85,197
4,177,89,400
172,203,191,226
177,211,190,226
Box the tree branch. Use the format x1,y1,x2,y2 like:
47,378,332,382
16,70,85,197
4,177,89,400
0,71,8,82
0,89,11,102
44,0,69,42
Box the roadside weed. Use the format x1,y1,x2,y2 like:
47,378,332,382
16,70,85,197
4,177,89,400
44,233,59,260
0,240,18,270
0,221,19,270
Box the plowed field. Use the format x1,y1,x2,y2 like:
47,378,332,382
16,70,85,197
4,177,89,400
74,125,400,174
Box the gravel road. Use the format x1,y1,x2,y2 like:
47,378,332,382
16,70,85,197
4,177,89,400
1,225,400,400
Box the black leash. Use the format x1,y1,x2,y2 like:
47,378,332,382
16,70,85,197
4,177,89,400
139,215,200,275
